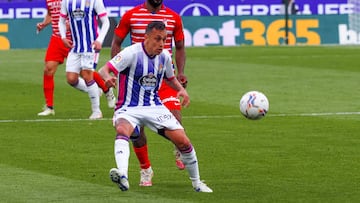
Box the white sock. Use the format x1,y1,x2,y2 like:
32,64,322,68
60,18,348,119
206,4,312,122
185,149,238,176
73,77,88,92
181,147,201,185
114,138,130,176
86,80,101,113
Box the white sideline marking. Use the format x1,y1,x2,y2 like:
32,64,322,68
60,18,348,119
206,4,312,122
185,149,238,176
0,112,359,123
269,112,360,117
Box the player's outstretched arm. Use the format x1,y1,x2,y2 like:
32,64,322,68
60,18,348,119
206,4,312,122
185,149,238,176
174,40,188,87
99,65,117,88
111,35,125,58
166,78,190,107
36,12,51,33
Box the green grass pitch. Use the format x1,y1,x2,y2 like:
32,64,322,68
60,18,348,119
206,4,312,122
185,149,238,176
0,45,359,202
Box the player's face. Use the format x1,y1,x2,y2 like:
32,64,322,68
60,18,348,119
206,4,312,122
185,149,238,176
147,0,163,8
145,28,167,56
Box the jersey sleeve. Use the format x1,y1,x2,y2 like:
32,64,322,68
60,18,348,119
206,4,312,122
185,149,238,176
59,0,68,17
108,46,134,73
59,0,68,39
94,0,107,17
114,10,132,39
94,0,109,44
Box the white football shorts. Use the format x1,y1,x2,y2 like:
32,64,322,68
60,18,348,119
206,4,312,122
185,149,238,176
112,105,184,134
66,52,96,73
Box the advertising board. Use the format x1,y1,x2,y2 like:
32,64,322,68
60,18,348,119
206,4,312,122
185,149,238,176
0,0,354,19
2,15,359,50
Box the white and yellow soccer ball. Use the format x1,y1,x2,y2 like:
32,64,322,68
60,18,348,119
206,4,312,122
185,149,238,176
239,91,269,120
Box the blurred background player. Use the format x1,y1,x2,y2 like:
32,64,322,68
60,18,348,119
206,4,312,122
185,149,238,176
37,0,115,117
111,0,188,186
59,0,110,119
36,0,71,116
100,21,212,192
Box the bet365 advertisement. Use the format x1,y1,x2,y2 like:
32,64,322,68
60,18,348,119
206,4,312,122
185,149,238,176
182,15,358,46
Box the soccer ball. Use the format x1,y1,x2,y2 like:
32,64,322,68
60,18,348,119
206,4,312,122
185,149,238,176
239,91,269,120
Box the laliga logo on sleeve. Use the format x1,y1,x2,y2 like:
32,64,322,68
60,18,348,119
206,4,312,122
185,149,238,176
180,3,214,16
112,55,122,64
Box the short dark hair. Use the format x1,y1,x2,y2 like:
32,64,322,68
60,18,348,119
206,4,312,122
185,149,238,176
145,21,166,34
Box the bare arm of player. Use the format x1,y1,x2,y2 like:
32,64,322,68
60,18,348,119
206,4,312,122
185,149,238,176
174,40,188,87
111,35,125,58
98,64,117,88
165,77,190,107
36,11,51,32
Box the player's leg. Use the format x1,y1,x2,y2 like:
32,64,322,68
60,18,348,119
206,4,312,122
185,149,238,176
80,68,102,119
110,112,138,191
131,127,154,186
38,36,69,116
147,106,212,192
38,61,58,116
160,95,186,169
66,71,87,92
65,53,101,119
164,128,213,193
169,109,185,170
66,53,88,92
159,81,186,169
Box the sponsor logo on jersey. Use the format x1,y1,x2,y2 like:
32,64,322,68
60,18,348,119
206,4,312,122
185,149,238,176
139,73,157,91
72,8,85,21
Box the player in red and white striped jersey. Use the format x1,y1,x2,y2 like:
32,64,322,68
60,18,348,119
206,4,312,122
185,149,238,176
111,0,188,186
37,0,71,116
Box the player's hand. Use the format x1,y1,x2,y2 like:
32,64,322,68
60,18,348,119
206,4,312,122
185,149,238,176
105,77,117,88
36,22,46,33
92,41,102,52
177,73,188,88
61,38,73,48
177,88,190,107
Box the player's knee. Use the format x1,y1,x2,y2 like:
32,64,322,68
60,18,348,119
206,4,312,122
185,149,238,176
176,141,192,152
174,138,191,151
131,130,147,147
66,74,78,86
115,125,128,135
67,79,77,86
131,136,147,147
44,65,57,75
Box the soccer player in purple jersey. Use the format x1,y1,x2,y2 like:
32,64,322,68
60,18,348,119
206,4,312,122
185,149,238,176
111,0,187,187
58,0,110,119
98,21,212,193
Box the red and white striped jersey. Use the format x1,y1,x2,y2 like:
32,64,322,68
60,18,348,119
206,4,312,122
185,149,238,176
114,3,184,55
46,0,71,38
